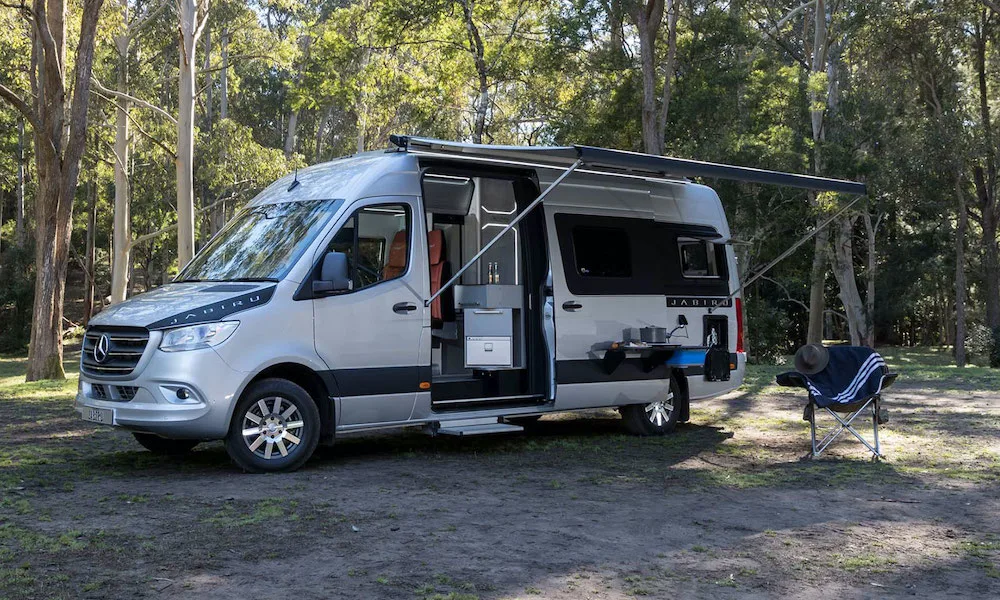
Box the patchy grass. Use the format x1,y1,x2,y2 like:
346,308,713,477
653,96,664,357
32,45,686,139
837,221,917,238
204,498,299,528
836,552,898,573
0,346,998,597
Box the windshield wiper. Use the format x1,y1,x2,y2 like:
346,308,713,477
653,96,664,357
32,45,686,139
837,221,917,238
175,278,202,283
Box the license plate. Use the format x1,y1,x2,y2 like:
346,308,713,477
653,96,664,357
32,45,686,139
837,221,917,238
82,406,114,425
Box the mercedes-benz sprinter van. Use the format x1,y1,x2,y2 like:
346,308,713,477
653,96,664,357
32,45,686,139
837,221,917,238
75,136,865,472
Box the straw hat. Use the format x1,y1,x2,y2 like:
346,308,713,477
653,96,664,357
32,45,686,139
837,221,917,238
794,343,829,375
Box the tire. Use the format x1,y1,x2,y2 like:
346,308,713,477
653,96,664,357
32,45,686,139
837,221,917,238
619,375,682,436
224,378,321,473
132,432,200,455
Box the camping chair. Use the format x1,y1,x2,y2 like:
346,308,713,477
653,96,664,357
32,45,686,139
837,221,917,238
776,346,897,461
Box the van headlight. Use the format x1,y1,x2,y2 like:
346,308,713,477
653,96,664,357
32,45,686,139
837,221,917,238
159,321,239,352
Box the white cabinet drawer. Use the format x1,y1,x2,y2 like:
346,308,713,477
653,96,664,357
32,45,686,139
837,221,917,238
465,336,512,367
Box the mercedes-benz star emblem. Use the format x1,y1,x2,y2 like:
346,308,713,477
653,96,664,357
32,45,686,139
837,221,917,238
93,334,110,363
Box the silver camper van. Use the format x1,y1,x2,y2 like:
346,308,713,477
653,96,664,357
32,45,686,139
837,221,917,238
75,137,865,472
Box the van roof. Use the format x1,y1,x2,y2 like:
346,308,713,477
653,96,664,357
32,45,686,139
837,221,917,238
390,135,867,196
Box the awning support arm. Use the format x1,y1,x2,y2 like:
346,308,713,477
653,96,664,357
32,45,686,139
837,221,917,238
425,158,584,307
708,193,865,313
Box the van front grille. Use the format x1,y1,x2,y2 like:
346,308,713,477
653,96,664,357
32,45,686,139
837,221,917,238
115,386,139,401
81,327,150,377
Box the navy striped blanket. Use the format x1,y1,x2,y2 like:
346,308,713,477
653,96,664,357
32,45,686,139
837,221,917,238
802,346,888,408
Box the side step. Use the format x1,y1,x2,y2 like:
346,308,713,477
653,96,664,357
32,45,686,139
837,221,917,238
436,417,524,437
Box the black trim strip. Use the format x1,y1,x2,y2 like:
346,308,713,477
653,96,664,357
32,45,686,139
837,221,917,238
146,286,277,330
556,358,672,385
322,366,426,397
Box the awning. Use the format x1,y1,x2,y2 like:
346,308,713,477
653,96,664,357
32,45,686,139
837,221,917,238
390,135,867,195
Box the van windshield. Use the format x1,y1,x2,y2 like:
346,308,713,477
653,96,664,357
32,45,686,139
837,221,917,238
177,199,342,282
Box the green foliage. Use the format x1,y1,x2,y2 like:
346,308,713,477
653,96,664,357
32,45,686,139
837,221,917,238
0,0,993,366
0,245,34,352
745,296,792,365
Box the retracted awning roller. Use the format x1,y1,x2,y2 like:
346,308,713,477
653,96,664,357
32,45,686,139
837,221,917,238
391,135,868,196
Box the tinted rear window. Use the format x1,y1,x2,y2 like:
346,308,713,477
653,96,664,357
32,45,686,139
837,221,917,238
572,226,632,278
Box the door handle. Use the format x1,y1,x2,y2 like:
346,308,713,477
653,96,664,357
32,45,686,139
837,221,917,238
562,301,583,311
393,302,417,314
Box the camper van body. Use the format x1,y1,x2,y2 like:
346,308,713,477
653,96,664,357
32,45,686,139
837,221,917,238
75,138,861,472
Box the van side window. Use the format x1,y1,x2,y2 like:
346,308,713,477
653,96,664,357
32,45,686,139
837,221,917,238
554,213,659,295
678,240,719,278
572,226,632,278
328,204,411,291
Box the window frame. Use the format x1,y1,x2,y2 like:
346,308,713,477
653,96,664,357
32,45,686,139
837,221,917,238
677,238,722,279
339,203,412,293
295,201,413,300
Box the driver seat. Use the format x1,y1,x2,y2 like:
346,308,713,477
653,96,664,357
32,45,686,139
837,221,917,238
383,230,408,280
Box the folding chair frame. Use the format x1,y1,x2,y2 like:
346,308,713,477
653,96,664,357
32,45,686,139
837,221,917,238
807,394,883,460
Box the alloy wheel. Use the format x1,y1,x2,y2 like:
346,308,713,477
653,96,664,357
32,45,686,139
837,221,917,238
645,390,675,428
241,396,305,460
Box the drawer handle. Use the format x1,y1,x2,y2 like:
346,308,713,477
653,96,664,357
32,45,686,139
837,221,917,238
473,309,504,314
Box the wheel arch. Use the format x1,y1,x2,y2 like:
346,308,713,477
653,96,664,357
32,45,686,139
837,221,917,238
236,362,337,444
673,369,691,423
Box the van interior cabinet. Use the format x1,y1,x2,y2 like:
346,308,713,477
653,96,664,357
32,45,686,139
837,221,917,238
457,285,525,369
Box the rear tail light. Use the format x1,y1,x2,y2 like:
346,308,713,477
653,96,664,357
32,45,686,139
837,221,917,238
735,297,745,353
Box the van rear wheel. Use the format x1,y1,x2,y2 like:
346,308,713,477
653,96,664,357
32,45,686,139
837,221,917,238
620,376,681,436
132,432,199,455
225,378,320,473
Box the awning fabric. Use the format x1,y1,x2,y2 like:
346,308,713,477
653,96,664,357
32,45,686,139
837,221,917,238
391,135,867,196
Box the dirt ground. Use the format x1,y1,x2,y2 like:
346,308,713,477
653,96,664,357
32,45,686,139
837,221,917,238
1,348,998,599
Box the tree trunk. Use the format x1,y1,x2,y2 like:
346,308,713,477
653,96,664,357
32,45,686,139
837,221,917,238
806,0,830,344
284,109,299,157
315,104,333,160
458,0,489,144
176,0,202,269
634,1,665,154
955,176,968,367
806,225,828,343
83,181,96,323
15,118,25,247
862,212,877,347
203,24,213,129
984,211,1000,331
219,27,228,119
17,0,104,381
829,217,869,346
657,0,677,151
110,27,131,304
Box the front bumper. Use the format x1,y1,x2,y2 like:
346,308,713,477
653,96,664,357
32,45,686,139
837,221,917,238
75,341,247,440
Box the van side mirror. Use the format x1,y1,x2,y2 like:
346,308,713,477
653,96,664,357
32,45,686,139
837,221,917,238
312,252,351,295
677,314,688,326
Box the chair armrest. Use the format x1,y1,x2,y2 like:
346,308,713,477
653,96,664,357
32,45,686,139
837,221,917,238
881,373,898,390
775,371,807,388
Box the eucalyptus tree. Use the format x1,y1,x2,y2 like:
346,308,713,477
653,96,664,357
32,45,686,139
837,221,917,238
0,0,106,380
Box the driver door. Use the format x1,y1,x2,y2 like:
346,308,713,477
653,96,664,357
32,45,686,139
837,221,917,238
312,197,428,426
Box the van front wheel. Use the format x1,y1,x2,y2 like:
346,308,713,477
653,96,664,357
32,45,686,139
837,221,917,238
225,378,320,473
619,376,681,436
